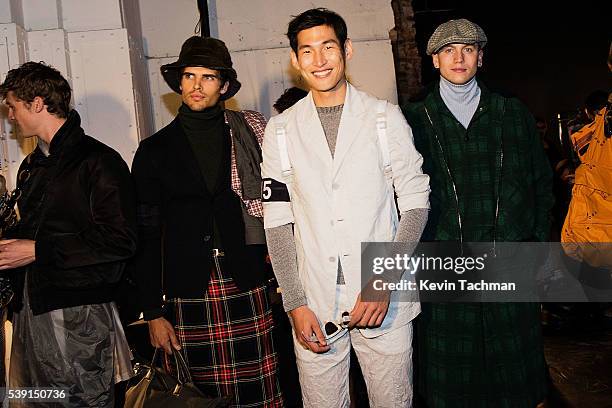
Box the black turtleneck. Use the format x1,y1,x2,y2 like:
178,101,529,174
178,103,226,192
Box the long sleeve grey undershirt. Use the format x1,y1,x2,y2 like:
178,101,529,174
265,208,429,312
265,224,305,312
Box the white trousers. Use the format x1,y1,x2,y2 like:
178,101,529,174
293,321,413,407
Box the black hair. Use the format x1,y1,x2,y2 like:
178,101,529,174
287,8,348,54
273,87,308,113
0,61,71,118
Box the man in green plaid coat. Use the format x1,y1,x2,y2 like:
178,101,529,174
402,19,553,407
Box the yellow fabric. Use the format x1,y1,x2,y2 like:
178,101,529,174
562,107,612,266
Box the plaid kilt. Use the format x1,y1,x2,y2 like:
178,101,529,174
416,302,547,408
166,259,282,407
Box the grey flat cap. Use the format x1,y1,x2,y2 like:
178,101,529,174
426,18,487,55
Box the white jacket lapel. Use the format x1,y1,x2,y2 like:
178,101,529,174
333,84,366,177
296,93,333,170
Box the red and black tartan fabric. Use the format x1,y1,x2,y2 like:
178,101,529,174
166,259,282,407
227,109,265,217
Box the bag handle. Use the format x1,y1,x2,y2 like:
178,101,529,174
172,348,193,384
147,348,193,387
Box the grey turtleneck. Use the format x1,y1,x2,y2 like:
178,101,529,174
439,75,481,129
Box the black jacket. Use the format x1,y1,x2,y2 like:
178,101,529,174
9,110,137,315
131,116,268,321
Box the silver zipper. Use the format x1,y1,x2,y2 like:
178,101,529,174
492,141,503,257
424,107,464,252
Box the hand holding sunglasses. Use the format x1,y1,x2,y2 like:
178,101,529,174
290,305,331,353
303,311,351,346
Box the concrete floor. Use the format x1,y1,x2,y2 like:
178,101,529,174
544,323,612,408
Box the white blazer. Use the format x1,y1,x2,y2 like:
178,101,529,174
262,83,430,337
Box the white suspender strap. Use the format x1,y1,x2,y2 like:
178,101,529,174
376,99,393,181
275,122,293,182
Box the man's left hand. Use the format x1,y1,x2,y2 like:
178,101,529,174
0,239,36,270
348,281,391,329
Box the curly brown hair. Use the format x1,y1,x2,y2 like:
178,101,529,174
0,61,71,118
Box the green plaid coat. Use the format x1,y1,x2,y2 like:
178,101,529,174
403,80,553,408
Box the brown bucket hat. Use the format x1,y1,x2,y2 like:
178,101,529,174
161,36,241,100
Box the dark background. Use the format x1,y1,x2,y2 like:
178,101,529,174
412,0,611,121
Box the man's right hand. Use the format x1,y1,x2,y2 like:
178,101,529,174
289,305,330,353
147,317,181,354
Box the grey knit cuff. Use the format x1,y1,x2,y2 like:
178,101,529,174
385,208,429,284
264,224,307,312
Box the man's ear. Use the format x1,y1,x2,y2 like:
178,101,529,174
343,38,353,61
32,96,45,113
477,49,484,68
219,80,230,95
432,54,440,69
290,50,300,72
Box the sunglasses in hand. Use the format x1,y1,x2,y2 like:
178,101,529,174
303,311,351,345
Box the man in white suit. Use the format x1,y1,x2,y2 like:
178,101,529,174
262,8,430,407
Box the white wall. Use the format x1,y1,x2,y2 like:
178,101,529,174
0,22,31,190
27,29,70,76
138,0,200,130
0,0,149,187
139,0,199,58
140,0,398,130
214,0,394,50
0,1,12,24
22,0,61,30
213,0,397,118
59,0,122,32
68,29,140,163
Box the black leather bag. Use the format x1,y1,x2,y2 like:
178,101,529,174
124,348,231,408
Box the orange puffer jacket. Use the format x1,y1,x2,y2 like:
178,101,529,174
562,106,612,266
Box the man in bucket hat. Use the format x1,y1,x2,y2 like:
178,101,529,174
132,36,282,406
402,19,552,407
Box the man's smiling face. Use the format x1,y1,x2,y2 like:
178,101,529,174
291,24,352,97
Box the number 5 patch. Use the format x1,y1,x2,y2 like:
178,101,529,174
262,178,290,202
